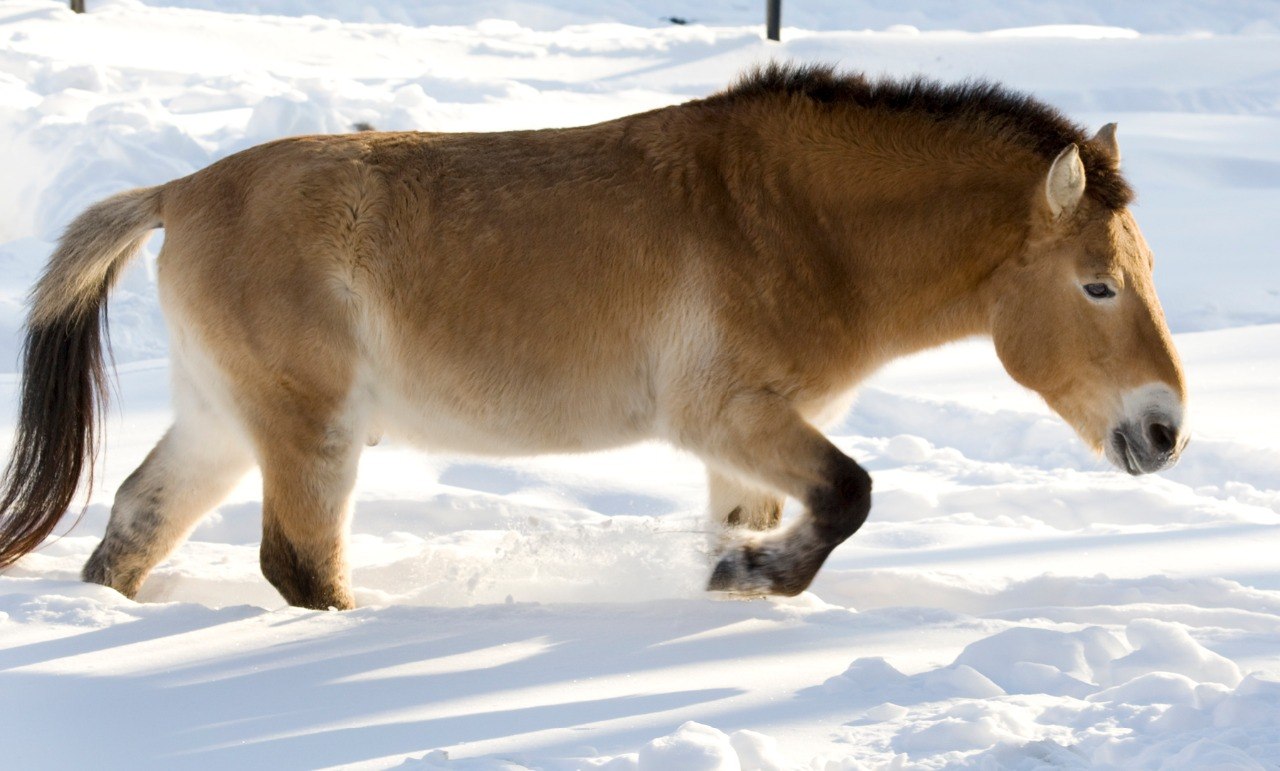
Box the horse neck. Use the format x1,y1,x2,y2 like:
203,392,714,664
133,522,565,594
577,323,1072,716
710,99,1038,358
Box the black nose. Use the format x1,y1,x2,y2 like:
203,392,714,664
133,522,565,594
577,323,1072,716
1147,422,1177,455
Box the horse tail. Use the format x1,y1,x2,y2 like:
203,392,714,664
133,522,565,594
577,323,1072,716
0,186,163,568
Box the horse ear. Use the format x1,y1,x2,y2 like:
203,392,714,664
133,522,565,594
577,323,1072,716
1045,144,1086,219
1092,122,1120,165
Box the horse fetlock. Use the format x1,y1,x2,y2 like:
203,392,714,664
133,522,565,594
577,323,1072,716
261,557,354,610
260,532,353,610
808,452,873,541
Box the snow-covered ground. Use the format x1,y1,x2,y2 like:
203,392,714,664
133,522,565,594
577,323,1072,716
1,1,1278,768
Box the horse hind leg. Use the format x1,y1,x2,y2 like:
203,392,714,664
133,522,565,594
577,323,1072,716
255,423,362,611
708,470,782,530
223,358,367,610
83,419,254,599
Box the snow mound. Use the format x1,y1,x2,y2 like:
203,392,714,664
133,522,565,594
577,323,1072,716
953,626,1126,697
815,656,1005,704
1108,619,1243,688
817,624,1280,769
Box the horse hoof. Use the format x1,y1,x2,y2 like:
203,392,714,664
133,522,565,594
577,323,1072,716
708,552,760,594
707,546,774,595
707,542,813,597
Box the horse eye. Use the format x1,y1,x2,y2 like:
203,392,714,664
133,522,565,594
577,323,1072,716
1084,283,1115,299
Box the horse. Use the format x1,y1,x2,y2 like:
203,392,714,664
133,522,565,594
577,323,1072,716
0,64,1187,609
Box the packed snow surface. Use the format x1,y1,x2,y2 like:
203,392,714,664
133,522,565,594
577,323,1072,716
1,1,1278,768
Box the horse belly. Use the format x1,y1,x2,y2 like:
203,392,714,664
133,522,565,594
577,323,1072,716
369,378,657,456
371,395,645,455
363,337,661,456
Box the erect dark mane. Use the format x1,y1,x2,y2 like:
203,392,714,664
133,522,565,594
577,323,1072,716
713,62,1133,210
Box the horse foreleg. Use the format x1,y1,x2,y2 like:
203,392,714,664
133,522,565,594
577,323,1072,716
682,391,872,597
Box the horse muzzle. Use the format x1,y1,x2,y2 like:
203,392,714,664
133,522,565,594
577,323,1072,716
1106,419,1183,475
1104,383,1187,475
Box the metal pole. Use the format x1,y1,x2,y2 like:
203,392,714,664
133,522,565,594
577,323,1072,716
766,0,781,41
71,0,85,12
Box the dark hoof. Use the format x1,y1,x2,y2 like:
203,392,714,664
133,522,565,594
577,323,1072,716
276,581,355,611
706,544,811,597
82,546,146,599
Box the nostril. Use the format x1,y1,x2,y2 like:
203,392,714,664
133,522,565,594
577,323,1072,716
1148,422,1176,455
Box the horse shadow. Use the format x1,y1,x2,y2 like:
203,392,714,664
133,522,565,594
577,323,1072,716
0,592,879,768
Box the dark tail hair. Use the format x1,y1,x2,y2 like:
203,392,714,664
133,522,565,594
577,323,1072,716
0,187,163,568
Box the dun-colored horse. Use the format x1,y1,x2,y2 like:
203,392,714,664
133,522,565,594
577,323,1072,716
0,64,1187,609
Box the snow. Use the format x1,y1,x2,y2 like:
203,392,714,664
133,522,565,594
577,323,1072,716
1,0,1279,768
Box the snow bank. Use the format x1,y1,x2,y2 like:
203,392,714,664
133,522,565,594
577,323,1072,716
813,623,1280,769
